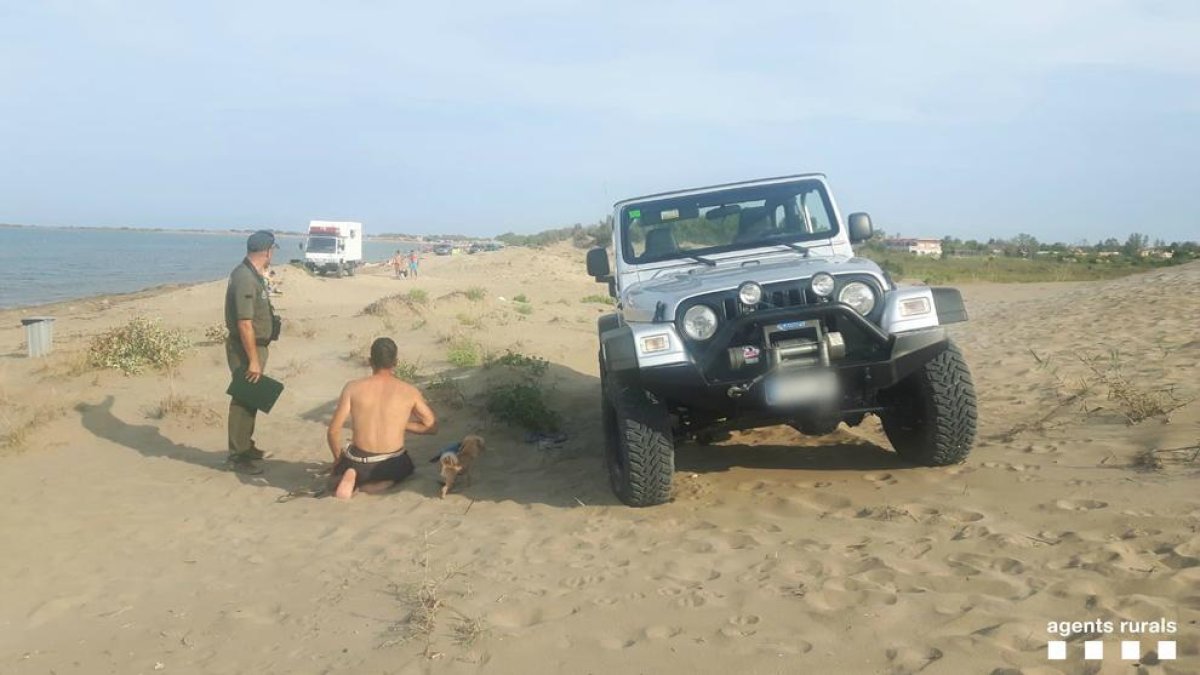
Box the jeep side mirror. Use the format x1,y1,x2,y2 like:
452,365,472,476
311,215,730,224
848,212,873,243
586,247,611,279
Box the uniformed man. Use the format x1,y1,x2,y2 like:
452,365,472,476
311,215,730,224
225,230,279,469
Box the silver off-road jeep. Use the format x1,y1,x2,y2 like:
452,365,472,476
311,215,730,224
586,174,977,506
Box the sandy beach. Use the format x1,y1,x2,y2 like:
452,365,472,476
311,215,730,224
1,247,1197,674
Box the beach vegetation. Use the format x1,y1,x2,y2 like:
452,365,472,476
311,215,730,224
202,322,228,344
87,317,191,375
464,286,487,302
423,374,466,409
456,312,485,329
486,382,560,432
394,359,421,382
446,339,482,368
147,392,219,425
483,350,559,431
1,404,65,453
513,293,528,303
514,303,533,316
581,294,614,305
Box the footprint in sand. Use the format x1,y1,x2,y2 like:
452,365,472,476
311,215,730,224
560,574,606,589
720,614,761,638
643,625,683,640
863,472,898,486
1051,499,1108,511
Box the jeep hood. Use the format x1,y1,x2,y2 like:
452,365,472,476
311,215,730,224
621,255,885,323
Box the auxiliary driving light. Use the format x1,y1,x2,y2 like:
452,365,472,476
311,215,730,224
810,273,835,298
737,281,763,306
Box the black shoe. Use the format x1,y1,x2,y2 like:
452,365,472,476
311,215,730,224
227,452,264,474
244,447,267,460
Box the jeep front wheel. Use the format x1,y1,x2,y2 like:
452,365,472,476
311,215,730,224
879,341,977,466
601,374,674,507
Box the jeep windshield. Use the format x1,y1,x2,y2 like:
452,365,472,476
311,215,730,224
619,179,838,265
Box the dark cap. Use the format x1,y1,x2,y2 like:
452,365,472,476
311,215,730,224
247,230,278,252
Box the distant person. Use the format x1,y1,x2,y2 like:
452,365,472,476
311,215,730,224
224,230,280,471
326,337,438,500
408,250,419,278
392,250,405,279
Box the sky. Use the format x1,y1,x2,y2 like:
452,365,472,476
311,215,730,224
1,0,1198,243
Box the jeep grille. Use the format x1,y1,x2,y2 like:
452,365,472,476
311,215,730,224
718,282,812,319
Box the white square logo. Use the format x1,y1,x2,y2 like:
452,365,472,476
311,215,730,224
1121,641,1141,660
1158,640,1176,660
1047,641,1067,660
1084,641,1103,660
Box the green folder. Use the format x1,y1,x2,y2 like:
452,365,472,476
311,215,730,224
226,368,285,413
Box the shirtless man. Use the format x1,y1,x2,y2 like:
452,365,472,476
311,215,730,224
327,337,437,500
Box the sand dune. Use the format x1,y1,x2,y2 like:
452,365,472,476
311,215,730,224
1,249,1197,674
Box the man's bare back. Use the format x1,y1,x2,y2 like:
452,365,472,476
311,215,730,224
327,339,438,500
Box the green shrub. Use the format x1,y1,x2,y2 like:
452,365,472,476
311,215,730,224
88,317,191,375
394,359,422,382
514,303,533,316
486,382,560,432
581,294,614,305
464,286,487,301
513,293,528,303
405,289,428,305
446,339,482,368
423,374,465,409
485,350,549,378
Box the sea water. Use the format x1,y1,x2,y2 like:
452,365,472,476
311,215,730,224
0,227,414,309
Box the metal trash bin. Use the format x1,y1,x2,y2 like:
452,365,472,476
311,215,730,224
21,316,56,358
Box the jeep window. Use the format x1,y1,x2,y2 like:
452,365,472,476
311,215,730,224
620,181,838,264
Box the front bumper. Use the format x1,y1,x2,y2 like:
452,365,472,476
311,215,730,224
636,327,948,413
601,296,961,414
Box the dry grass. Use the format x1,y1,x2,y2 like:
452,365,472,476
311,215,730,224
997,348,1192,441
146,392,220,425
33,350,93,379
1,404,67,453
201,322,227,344
383,531,482,654
1132,443,1200,472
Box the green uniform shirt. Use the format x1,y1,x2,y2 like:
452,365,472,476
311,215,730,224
225,259,275,340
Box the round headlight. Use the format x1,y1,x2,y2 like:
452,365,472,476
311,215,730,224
811,273,835,297
682,305,719,341
737,281,763,306
838,281,876,315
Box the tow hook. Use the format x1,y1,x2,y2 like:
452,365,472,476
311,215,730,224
727,385,750,399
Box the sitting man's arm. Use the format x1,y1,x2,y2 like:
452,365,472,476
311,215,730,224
405,391,438,435
326,384,353,461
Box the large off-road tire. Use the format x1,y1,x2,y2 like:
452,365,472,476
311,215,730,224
879,341,977,466
600,362,674,507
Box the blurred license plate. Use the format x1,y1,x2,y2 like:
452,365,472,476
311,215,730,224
765,371,838,406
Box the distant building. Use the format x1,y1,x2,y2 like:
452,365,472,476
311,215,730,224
884,238,943,256
1139,248,1174,259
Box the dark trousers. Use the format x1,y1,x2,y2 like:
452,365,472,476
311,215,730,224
226,340,269,455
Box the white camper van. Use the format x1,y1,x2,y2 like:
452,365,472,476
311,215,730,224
303,220,363,277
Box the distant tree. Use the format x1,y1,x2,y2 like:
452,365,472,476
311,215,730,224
1123,232,1149,256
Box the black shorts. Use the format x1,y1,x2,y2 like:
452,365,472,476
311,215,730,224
333,445,414,487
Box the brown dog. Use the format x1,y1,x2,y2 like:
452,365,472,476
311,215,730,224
431,435,485,497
